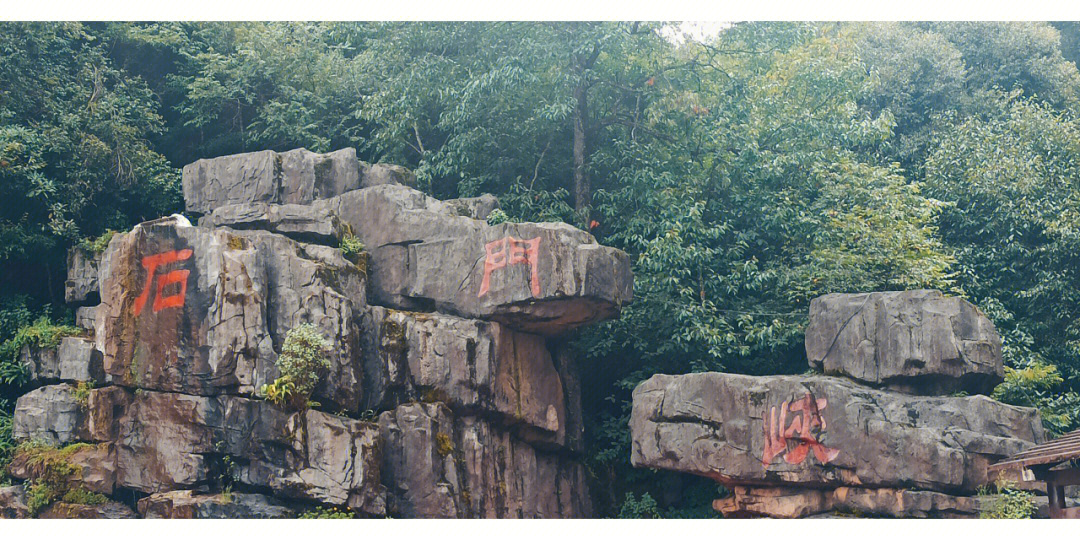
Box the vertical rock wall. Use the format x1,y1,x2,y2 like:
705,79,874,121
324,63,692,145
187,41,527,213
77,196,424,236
3,147,633,519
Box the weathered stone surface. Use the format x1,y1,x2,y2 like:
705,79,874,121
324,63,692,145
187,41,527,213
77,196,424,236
75,306,100,333
13,384,86,445
197,182,633,334
85,386,131,442
65,246,101,305
111,390,381,509
234,229,366,411
38,501,137,519
183,147,360,215
19,344,59,383
806,290,1004,395
362,307,567,447
96,216,364,411
444,194,500,221
629,372,1043,494
7,442,117,495
199,202,347,244
360,162,416,189
0,485,29,519
323,185,632,333
137,490,295,518
97,217,272,396
235,406,383,509
714,485,982,519
57,337,105,383
378,402,590,518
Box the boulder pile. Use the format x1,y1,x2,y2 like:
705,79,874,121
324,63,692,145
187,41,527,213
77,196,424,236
3,147,632,519
630,290,1046,518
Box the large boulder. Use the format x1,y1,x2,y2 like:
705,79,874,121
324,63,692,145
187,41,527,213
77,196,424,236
325,185,632,334
65,246,101,305
7,442,117,495
110,390,382,510
629,372,1043,494
0,486,29,519
444,194,500,221
182,148,360,215
137,490,295,518
197,202,348,245
96,217,273,396
362,307,567,448
378,402,591,518
714,485,983,519
18,344,59,383
12,384,87,445
805,290,1004,394
38,501,138,519
56,337,105,384
96,216,365,411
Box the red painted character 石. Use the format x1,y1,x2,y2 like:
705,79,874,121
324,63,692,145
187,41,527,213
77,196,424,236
477,236,541,297
761,392,840,467
133,248,193,316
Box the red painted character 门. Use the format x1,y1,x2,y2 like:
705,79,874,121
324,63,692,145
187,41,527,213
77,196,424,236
761,392,840,467
133,248,193,316
477,236,541,298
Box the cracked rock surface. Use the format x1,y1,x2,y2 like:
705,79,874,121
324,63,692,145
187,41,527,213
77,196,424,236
6,147,628,519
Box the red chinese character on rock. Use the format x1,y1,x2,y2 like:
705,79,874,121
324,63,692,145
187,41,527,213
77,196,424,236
133,249,193,316
761,392,840,467
478,236,541,298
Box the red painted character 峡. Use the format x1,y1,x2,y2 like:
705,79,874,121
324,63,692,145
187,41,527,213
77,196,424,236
761,392,840,467
478,236,541,298
133,248,193,316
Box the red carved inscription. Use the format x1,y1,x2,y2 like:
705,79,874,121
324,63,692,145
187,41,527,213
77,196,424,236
761,392,840,467
478,236,541,297
133,249,193,316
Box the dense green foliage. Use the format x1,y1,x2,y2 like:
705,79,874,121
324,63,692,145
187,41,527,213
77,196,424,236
2,21,1080,517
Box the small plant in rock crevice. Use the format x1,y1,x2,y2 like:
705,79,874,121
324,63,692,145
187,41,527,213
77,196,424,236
260,323,331,411
298,506,355,519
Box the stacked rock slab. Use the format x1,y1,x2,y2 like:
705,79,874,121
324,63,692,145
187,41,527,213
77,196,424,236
629,290,1045,518
5,147,632,519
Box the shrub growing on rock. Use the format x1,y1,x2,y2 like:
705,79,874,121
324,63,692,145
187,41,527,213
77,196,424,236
260,323,331,410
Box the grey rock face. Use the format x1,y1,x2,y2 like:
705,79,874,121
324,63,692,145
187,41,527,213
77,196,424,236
9,148,622,519
362,307,567,447
444,194,500,221
38,501,138,519
378,402,591,519
325,185,632,334
203,184,633,334
182,147,360,215
110,390,381,510
629,372,1043,494
198,202,347,245
360,162,417,189
19,345,59,383
7,442,117,495
0,486,29,519
714,485,985,519
805,290,1004,394
95,217,364,411
65,246,101,305
137,490,296,518
13,384,86,445
57,336,105,383
75,306,100,333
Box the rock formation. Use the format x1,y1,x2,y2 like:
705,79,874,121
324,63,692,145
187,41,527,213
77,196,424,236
3,147,632,519
630,290,1046,518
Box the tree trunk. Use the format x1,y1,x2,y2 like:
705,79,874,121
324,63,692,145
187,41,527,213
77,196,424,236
572,82,590,221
